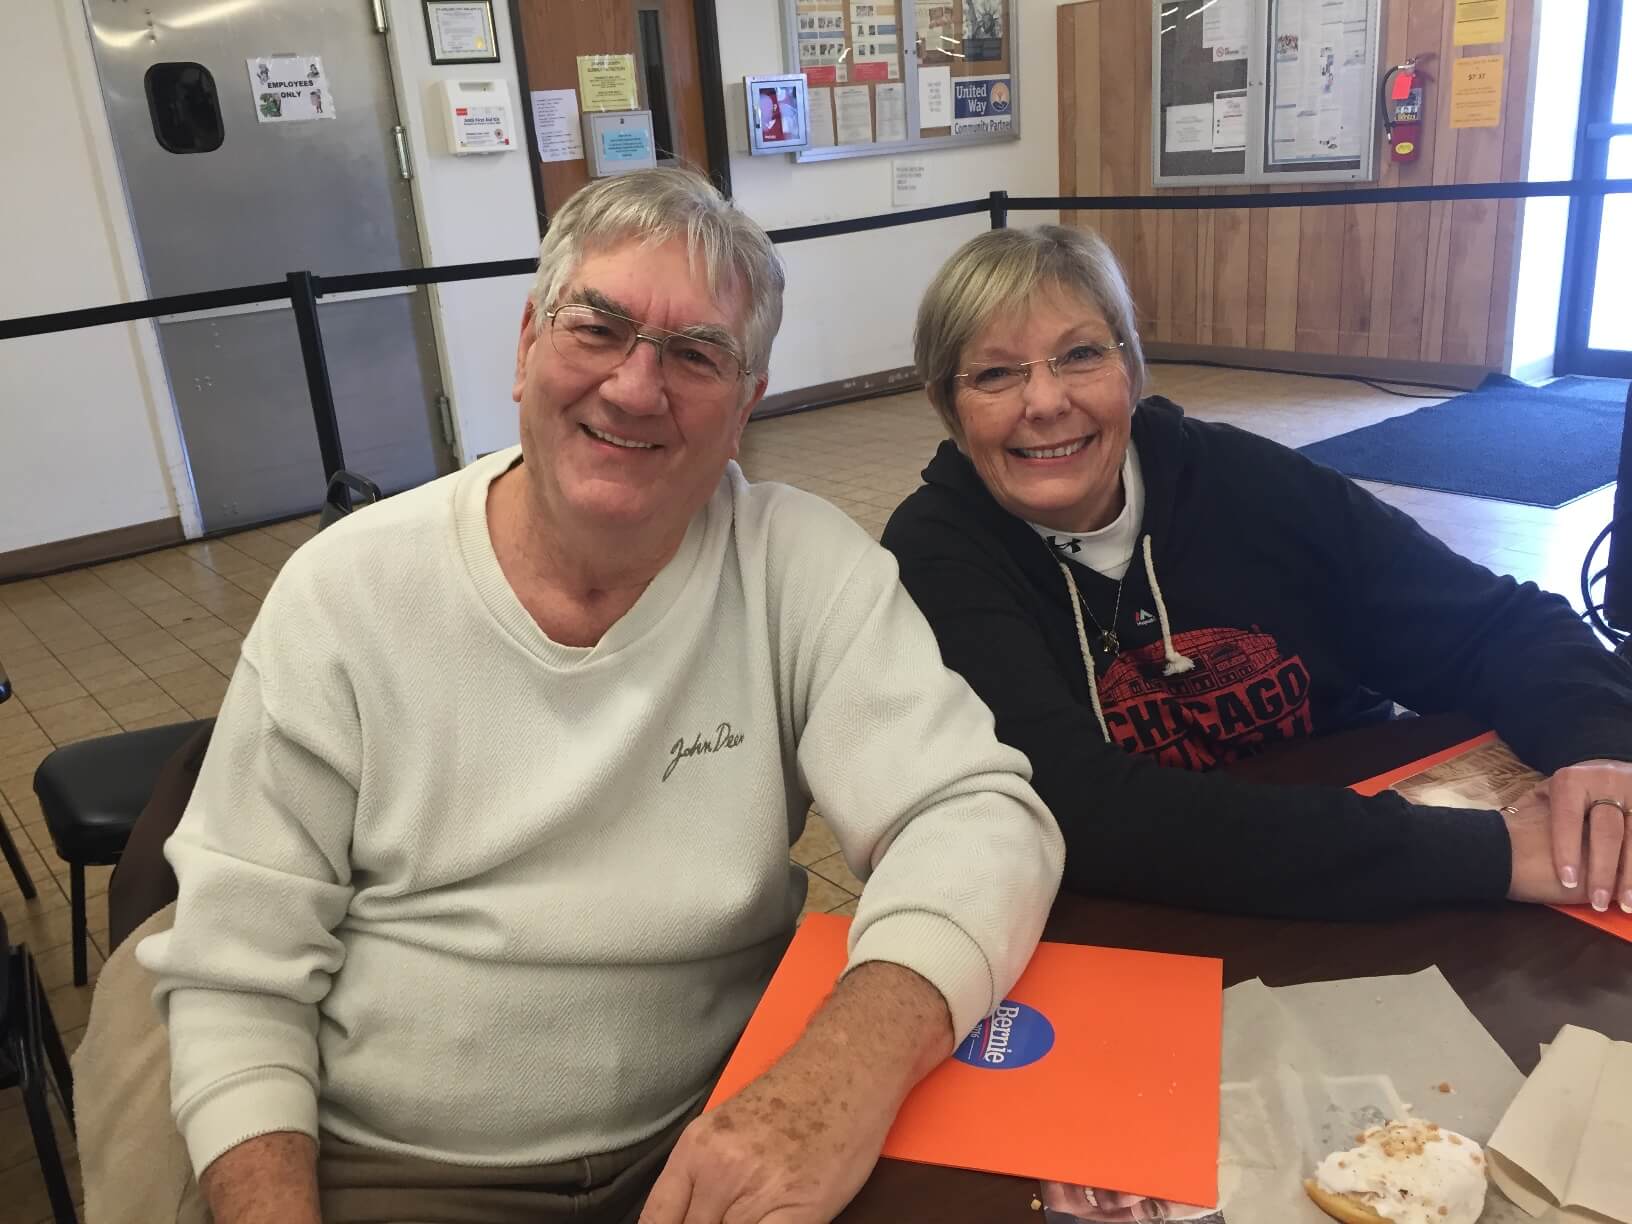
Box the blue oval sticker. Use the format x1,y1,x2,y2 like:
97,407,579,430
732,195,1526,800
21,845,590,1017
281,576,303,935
953,1000,1054,1070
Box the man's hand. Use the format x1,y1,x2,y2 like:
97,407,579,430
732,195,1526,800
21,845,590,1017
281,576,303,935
198,1131,321,1224
639,961,954,1224
1504,766,1632,912
1544,759,1632,913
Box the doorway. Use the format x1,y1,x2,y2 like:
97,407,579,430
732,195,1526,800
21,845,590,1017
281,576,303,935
508,0,732,218
86,0,455,532
1558,0,1632,377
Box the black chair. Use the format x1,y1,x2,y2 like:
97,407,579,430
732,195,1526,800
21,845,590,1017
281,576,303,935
31,470,382,986
35,721,212,986
0,662,41,900
0,913,77,1222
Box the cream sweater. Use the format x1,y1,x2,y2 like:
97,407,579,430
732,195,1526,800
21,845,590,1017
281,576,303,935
139,449,1063,1175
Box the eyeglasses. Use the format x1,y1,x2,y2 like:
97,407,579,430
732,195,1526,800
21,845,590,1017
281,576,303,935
545,304,748,396
953,341,1127,399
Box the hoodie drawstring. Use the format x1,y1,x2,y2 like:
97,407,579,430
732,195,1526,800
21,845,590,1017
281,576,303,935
1143,535,1195,678
1059,534,1195,745
1059,557,1112,743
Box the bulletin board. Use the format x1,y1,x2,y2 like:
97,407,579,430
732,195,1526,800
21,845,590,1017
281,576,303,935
1152,0,1380,187
784,0,1020,162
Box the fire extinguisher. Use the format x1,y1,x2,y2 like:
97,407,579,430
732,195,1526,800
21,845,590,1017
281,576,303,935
1381,58,1427,162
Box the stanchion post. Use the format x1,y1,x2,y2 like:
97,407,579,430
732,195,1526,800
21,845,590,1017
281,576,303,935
988,189,1009,229
286,270,347,498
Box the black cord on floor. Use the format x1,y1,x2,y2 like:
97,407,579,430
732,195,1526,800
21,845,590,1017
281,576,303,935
1581,522,1627,647
1148,357,1463,398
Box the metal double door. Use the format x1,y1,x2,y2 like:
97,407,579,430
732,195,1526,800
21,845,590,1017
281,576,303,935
86,0,454,531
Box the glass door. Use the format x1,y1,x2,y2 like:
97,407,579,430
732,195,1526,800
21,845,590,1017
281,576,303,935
1559,0,1632,376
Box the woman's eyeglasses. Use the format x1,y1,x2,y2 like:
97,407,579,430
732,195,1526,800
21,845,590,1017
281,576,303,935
954,341,1127,399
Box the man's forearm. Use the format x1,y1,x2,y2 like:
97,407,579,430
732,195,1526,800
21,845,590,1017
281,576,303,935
199,1131,321,1224
783,960,955,1101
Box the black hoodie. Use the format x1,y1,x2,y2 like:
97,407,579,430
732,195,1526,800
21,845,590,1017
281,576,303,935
882,397,1632,920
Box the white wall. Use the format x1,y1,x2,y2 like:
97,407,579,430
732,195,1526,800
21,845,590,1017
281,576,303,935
1509,0,1588,381
0,3,194,557
384,0,541,461
717,2,1072,397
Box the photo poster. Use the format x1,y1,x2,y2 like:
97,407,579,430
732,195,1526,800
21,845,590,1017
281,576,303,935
1265,0,1371,170
797,0,848,85
849,0,901,82
963,0,1003,62
1154,0,1249,181
916,0,957,64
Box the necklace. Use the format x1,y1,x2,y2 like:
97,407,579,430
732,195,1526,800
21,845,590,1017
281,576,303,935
1060,561,1125,657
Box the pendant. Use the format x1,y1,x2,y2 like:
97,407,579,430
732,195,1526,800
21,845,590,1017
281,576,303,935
1098,630,1120,655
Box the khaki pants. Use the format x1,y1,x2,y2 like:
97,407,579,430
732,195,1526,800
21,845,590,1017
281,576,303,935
75,906,691,1224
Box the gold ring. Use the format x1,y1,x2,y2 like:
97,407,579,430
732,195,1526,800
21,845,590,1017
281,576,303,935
1586,797,1629,818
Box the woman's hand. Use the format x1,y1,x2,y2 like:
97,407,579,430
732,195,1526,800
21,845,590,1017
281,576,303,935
1503,761,1632,912
1546,759,1632,912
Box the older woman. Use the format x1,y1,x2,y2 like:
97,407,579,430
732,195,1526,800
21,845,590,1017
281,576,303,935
883,224,1632,920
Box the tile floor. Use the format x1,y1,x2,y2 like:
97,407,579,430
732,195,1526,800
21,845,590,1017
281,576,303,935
0,365,1617,1220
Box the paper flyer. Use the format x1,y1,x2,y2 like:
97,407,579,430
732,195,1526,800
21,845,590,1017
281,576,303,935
1268,0,1370,164
1166,102,1214,153
529,89,583,162
1450,54,1504,128
1453,0,1506,45
246,55,334,123
875,81,906,142
833,83,874,143
1212,90,1248,152
892,156,927,207
807,85,836,146
1202,0,1250,49
918,63,952,126
575,53,637,112
708,915,1223,1204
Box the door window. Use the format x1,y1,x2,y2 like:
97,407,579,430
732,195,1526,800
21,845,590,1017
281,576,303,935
636,7,677,160
145,62,225,154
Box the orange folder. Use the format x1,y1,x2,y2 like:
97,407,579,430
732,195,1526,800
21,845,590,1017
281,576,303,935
705,913,1223,1207
1352,731,1632,943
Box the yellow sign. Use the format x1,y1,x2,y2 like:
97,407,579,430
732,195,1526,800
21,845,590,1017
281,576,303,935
576,54,639,113
1453,0,1505,46
1449,54,1504,129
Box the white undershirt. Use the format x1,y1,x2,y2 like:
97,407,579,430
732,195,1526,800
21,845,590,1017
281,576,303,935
1028,442,1145,580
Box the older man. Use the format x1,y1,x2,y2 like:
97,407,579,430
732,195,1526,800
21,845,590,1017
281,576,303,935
75,168,1062,1223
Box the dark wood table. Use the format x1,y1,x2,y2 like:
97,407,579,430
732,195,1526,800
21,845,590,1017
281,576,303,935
840,714,1632,1221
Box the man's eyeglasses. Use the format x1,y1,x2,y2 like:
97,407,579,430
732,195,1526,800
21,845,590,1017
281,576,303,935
954,341,1127,399
545,304,748,396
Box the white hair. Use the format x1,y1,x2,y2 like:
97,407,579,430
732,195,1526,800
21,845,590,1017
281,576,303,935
915,225,1147,439
529,168,786,376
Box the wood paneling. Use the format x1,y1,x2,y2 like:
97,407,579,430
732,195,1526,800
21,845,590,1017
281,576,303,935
515,1,712,216
1057,0,1536,371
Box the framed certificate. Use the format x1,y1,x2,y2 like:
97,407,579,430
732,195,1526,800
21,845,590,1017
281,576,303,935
423,0,501,65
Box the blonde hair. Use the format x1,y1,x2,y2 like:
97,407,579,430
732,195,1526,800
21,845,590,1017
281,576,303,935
914,226,1146,437
529,168,786,375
